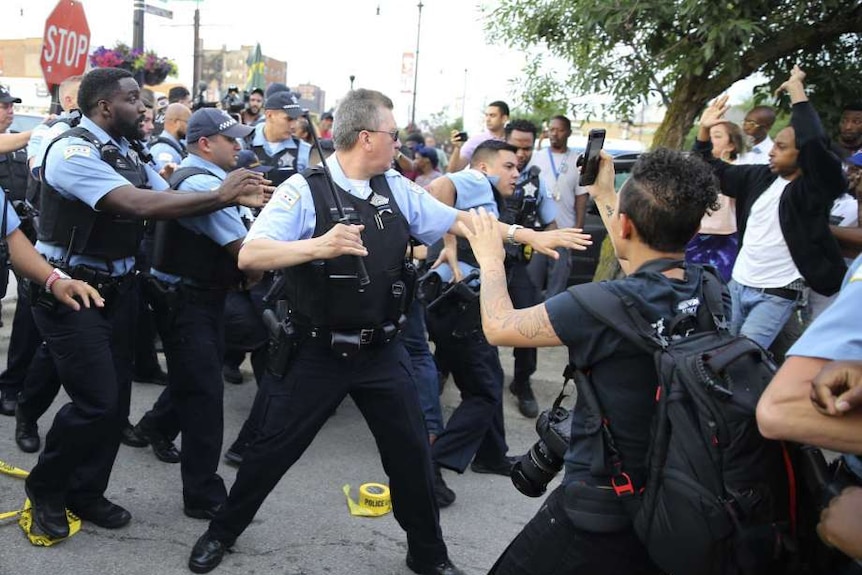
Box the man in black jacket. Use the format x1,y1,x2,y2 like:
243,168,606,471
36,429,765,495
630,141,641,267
693,66,847,349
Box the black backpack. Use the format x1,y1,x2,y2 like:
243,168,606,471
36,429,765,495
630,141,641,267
570,260,797,575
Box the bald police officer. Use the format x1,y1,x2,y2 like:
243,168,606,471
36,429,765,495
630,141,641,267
187,88,589,575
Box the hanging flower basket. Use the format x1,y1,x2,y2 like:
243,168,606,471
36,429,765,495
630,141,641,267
90,43,178,85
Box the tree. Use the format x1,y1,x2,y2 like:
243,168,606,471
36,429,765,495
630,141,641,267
487,0,862,149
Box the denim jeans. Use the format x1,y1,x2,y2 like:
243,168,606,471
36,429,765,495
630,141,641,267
401,299,444,437
729,280,799,349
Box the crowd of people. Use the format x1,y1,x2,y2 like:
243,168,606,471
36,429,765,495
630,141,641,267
0,60,859,575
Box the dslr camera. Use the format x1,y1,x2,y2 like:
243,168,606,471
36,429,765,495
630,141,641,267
511,403,572,497
221,85,246,114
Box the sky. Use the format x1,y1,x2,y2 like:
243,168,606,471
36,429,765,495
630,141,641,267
2,0,762,132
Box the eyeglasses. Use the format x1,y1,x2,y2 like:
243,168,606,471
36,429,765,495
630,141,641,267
0,102,12,111
742,120,763,128
357,128,400,142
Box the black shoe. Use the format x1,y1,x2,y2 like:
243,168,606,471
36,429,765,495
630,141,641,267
470,455,518,476
184,502,223,520
222,364,243,385
134,423,181,463
0,391,17,416
223,441,246,467
25,483,69,539
432,465,455,508
189,531,232,574
406,554,466,575
120,422,149,448
67,496,131,529
509,380,539,418
133,368,168,386
15,408,40,453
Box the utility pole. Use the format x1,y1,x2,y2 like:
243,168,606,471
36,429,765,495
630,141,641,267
132,0,145,52
349,75,355,91
410,1,423,128
192,5,201,92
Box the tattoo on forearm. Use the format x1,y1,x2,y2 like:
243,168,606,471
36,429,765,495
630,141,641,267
604,204,615,218
481,267,556,340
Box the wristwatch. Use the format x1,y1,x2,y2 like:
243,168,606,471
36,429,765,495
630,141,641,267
44,268,71,291
506,224,524,246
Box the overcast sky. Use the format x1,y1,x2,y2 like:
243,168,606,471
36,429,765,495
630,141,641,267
3,0,761,131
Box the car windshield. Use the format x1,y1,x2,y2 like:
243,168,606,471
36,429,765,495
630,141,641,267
10,114,46,133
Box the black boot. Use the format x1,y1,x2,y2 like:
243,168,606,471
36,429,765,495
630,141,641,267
15,408,40,453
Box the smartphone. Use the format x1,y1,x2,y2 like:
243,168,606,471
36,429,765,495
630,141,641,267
456,131,468,143
578,129,606,186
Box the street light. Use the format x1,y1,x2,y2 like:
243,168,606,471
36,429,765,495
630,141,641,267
349,75,355,91
410,1,423,128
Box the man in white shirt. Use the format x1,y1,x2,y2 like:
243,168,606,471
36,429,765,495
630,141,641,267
736,106,776,165
527,115,588,296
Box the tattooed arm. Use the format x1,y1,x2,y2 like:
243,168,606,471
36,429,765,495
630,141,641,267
589,151,633,275
458,208,563,347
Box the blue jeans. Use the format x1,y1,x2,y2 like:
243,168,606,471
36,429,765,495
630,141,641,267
401,299,444,437
729,280,799,349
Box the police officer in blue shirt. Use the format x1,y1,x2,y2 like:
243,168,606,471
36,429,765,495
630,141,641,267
149,103,190,171
503,119,558,418
423,140,521,507
188,88,590,575
130,108,261,518
23,67,270,541
246,91,311,187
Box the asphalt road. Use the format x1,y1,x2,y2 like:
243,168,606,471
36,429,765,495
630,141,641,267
0,283,575,575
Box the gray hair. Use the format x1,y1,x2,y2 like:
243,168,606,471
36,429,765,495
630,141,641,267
332,89,394,150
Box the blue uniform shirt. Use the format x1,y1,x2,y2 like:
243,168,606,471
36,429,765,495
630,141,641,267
250,123,311,173
37,116,168,275
149,132,185,171
517,168,557,226
152,155,248,284
0,190,23,236
29,113,77,177
245,153,457,247
788,254,862,478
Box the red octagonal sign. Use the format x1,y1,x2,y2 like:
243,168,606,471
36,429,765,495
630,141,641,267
40,0,91,88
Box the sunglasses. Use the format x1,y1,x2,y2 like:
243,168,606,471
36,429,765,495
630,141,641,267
357,128,400,142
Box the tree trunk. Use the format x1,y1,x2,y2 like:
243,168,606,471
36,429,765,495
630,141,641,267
650,80,708,150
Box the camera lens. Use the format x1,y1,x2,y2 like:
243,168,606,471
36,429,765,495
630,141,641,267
510,439,565,497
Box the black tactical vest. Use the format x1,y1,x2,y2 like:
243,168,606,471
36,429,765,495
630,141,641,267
282,168,412,329
152,135,187,160
0,132,29,202
151,166,243,289
38,127,147,261
249,136,301,187
501,168,545,263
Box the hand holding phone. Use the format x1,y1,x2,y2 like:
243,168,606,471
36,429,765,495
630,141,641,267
577,129,606,186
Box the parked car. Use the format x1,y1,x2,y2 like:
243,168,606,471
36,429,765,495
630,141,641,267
568,153,641,286
10,113,46,134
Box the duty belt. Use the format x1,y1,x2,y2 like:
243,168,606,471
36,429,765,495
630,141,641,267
305,322,401,358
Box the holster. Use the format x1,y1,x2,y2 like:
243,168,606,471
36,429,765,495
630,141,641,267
263,306,303,378
141,273,183,315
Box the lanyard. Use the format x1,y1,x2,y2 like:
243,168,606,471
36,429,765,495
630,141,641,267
546,148,570,181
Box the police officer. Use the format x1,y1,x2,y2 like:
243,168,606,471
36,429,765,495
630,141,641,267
246,91,311,187
187,88,589,574
129,108,261,517
503,119,558,418
423,140,521,507
23,67,269,541
149,103,190,171
0,85,32,415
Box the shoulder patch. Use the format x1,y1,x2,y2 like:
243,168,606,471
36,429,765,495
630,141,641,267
63,144,92,160
850,266,862,284
275,183,302,210
406,179,426,195
157,152,174,163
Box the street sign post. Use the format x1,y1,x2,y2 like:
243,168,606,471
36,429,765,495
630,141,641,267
40,0,91,89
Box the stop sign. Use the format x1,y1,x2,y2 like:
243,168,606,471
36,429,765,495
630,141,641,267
40,0,91,87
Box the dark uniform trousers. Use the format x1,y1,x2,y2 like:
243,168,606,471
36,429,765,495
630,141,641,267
139,287,228,509
208,337,448,566
27,283,136,503
133,231,163,377
428,312,508,473
0,276,60,407
508,262,542,385
488,486,660,575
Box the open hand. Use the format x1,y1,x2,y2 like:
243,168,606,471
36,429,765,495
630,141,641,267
220,169,272,208
700,95,730,129
457,208,505,266
524,227,592,258
50,279,105,311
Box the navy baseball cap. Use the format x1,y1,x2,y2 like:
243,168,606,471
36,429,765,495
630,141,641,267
187,108,253,143
0,86,21,104
265,92,303,119
848,152,862,168
235,149,273,173
265,82,290,98
320,111,334,121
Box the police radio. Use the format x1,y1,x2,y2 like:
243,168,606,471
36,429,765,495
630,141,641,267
302,109,370,289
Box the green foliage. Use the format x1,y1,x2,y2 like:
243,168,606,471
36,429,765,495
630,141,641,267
424,107,464,146
486,0,862,147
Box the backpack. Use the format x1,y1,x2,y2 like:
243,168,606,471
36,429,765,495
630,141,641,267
570,260,797,575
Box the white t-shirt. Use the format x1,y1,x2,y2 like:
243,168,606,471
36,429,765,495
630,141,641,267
736,135,773,166
732,176,802,288
528,147,587,229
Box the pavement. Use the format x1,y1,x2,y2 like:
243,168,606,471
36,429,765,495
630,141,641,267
0,280,575,575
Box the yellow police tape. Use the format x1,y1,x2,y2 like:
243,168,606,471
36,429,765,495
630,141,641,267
0,459,82,546
342,483,392,517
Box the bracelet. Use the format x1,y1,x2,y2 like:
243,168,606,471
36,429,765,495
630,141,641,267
45,268,71,292
506,224,524,246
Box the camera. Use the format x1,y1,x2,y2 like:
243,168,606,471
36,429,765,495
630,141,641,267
511,404,572,497
221,85,246,114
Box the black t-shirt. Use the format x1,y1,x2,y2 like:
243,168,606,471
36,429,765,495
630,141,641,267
546,263,707,487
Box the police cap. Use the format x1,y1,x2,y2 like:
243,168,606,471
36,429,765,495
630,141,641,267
187,108,254,143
